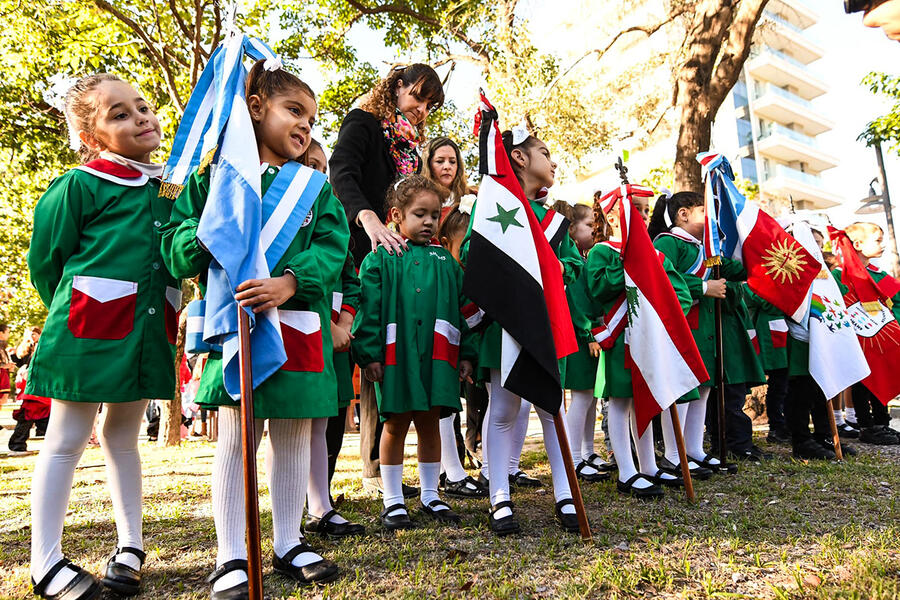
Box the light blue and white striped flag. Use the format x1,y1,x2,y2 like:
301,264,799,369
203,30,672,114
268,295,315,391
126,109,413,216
163,33,324,398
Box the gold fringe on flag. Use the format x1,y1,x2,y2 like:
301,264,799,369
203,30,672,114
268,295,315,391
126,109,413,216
816,269,829,279
198,147,217,175
862,300,883,315
158,182,184,200
704,256,722,267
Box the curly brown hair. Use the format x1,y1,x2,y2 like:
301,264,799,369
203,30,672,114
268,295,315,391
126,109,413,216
387,174,443,215
359,64,444,138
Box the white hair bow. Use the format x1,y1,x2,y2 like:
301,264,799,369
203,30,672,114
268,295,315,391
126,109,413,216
660,188,673,227
264,57,283,71
458,194,476,215
510,122,530,146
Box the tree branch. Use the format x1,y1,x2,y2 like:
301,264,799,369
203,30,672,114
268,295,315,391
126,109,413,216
93,0,185,112
708,0,769,108
167,0,194,40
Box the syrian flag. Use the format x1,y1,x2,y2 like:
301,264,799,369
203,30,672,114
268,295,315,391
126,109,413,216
787,223,870,399
698,152,818,322
829,227,900,405
462,91,577,413
609,186,709,434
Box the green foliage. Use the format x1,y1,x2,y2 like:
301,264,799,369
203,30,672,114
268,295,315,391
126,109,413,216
860,71,900,154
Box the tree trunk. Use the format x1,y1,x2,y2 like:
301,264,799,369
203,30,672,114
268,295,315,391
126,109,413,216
158,308,188,447
674,0,769,192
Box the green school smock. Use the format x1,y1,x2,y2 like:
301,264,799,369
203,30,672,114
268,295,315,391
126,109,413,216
744,287,788,371
460,200,582,379
159,164,349,419
652,231,747,386
352,243,477,419
26,164,177,403
578,242,693,399
564,256,599,391
721,282,765,386
333,252,360,409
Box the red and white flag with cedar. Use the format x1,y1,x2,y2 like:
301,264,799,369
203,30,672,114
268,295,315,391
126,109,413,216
604,185,709,434
462,91,577,413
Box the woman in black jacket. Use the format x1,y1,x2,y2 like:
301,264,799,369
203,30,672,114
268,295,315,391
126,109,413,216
329,64,444,497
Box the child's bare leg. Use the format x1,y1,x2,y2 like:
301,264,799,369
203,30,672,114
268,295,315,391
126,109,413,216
380,413,412,516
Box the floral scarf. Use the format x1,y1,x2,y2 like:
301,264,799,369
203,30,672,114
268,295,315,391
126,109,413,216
382,109,420,176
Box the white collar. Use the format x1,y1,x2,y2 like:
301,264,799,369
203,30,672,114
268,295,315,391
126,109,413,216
99,151,163,178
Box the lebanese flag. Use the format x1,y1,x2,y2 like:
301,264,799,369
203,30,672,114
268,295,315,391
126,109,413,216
829,227,900,404
592,294,627,350
615,190,710,434
699,152,818,322
462,91,577,413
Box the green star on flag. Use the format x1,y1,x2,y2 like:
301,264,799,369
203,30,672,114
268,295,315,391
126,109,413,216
487,202,523,234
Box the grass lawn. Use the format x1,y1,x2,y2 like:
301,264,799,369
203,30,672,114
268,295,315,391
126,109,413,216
1,432,899,599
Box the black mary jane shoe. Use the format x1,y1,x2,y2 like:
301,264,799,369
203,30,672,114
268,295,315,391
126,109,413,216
402,483,420,499
554,499,581,534
272,542,339,585
489,500,520,536
441,475,488,499
381,503,415,531
32,559,102,600
509,470,542,488
576,460,610,483
304,509,365,539
658,456,713,481
616,473,664,500
101,546,145,596
207,560,249,600
650,469,684,488
688,453,738,475
419,499,462,524
586,453,618,474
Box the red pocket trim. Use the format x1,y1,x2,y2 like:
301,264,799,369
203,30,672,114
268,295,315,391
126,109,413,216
385,323,397,366
279,310,324,372
433,319,461,368
165,286,183,345
68,276,137,340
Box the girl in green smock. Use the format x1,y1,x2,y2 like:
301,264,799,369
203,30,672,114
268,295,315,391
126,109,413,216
161,64,348,596
352,175,476,530
27,74,174,600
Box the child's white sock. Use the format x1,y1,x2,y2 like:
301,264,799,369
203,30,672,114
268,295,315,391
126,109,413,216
834,409,846,427
381,464,406,517
418,461,446,510
439,417,468,482
846,407,856,423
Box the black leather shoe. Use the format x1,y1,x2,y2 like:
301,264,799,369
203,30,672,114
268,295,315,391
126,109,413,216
304,509,365,538
766,429,792,444
272,542,339,585
402,483,420,498
101,546,145,596
441,475,488,498
817,437,858,457
477,472,490,488
658,456,713,481
587,453,618,474
554,499,580,533
792,438,834,460
32,559,102,600
688,453,738,474
575,460,610,483
489,501,520,536
650,469,684,487
616,473,664,499
419,499,461,524
207,559,249,600
836,423,859,439
381,503,414,531
509,470,541,488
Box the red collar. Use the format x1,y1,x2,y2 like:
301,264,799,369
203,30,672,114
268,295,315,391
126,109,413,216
76,159,149,187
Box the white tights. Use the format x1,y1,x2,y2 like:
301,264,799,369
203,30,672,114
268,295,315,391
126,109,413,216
479,399,531,481
213,408,317,591
607,397,662,489
31,399,148,591
439,416,467,483
565,390,599,474
486,370,572,518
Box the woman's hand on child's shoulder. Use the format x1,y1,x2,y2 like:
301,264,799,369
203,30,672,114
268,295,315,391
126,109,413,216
364,362,384,383
458,360,474,384
235,273,298,313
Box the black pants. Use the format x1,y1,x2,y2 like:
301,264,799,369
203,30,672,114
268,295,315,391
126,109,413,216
359,376,382,479
464,381,488,455
786,375,830,445
8,417,48,451
707,383,753,454
765,368,789,434
325,406,348,485
851,382,890,428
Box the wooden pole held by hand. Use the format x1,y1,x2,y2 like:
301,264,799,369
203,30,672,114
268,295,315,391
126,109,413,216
238,307,264,600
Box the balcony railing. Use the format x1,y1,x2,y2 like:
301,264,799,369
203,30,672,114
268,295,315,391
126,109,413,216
753,83,814,109
764,164,824,187
758,123,819,148
763,11,802,34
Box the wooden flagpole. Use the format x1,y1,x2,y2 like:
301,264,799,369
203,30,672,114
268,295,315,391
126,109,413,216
826,393,844,461
669,405,696,502
553,411,592,541
238,307,264,600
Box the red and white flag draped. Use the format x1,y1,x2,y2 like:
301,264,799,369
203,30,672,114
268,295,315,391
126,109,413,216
829,226,900,405
462,91,577,413
602,185,710,434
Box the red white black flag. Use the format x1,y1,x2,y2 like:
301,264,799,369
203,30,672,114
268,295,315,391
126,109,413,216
463,92,577,413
